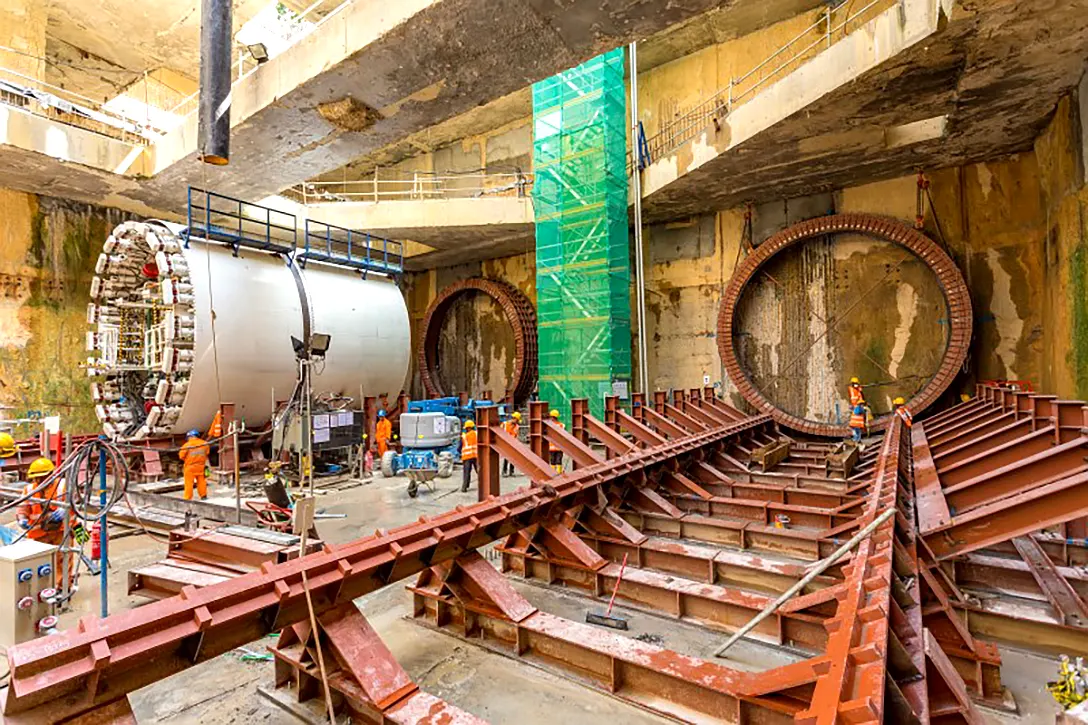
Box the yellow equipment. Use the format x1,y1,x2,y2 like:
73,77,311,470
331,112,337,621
0,432,15,458
1048,655,1088,709
27,458,55,480
463,420,475,430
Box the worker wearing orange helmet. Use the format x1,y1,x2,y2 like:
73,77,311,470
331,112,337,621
893,397,913,428
460,420,478,493
548,409,565,473
501,411,521,477
375,410,393,457
179,429,210,500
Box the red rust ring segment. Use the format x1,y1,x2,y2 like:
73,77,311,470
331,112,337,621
419,278,538,404
717,213,972,437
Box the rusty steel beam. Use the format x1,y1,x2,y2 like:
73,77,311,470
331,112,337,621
1011,536,1088,627
1,411,774,723
410,550,818,723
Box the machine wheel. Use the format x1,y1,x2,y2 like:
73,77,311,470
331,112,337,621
381,451,396,477
407,480,419,498
436,452,454,478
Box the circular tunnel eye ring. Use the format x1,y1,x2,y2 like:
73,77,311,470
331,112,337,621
418,277,538,405
717,213,972,437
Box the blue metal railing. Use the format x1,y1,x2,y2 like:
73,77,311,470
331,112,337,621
185,187,403,277
300,219,404,276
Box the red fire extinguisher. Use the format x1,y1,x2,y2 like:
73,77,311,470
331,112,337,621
91,521,101,561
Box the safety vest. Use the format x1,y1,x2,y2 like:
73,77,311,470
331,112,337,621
895,407,913,428
848,385,865,407
849,407,867,429
208,411,223,438
503,420,519,438
461,430,477,461
179,437,209,470
19,479,67,539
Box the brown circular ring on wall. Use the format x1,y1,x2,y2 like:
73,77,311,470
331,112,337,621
419,278,538,404
717,213,972,437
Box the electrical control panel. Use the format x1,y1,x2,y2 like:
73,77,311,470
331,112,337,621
0,539,57,648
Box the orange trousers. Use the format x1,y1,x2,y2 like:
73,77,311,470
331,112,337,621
183,466,207,500
377,439,390,457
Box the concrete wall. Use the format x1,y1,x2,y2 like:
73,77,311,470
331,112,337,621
403,253,536,401
0,187,126,434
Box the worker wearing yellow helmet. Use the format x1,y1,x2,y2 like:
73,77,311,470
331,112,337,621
16,458,68,541
848,377,866,408
0,432,15,458
548,409,565,473
501,411,522,478
893,396,913,428
460,419,477,493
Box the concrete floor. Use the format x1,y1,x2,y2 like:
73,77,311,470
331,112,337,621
8,468,1066,724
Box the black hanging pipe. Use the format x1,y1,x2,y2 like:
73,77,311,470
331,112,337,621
198,0,232,165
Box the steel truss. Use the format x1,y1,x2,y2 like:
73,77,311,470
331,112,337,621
4,385,1087,723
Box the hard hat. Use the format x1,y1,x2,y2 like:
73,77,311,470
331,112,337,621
512,411,522,421
893,396,906,405
463,420,475,430
378,409,386,418
187,429,200,438
549,409,559,418
27,457,55,480
850,377,860,384
0,432,14,457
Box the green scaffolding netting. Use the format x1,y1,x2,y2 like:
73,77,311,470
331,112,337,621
532,48,631,422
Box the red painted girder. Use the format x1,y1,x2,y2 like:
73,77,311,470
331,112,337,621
937,425,1057,486
663,403,707,432
1011,536,1088,626
931,417,1035,469
542,419,602,468
318,603,416,709
580,413,637,456
925,469,1088,558
640,405,688,439
0,416,772,723
928,409,1013,450
614,408,667,447
913,424,952,531
943,437,1088,514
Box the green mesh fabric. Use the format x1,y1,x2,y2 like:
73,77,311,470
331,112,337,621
532,48,632,421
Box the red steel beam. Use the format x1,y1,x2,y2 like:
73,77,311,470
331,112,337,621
1,413,773,723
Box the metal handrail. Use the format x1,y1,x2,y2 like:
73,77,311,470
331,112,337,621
634,0,890,171
285,172,534,205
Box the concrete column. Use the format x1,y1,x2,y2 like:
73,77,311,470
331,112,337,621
0,0,48,82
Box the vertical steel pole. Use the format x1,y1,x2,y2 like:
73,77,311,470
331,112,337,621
98,442,108,618
629,41,650,395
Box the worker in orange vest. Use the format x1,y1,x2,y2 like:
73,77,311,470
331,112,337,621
460,420,477,493
179,429,210,500
16,458,66,543
848,404,867,443
894,397,913,428
548,409,565,473
848,377,866,408
16,457,74,580
375,410,393,457
501,411,521,477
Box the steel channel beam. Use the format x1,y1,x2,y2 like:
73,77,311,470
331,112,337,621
936,425,1057,486
1,414,773,722
1009,536,1088,626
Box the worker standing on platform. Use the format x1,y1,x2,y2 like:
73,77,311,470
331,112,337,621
501,411,521,477
179,429,209,501
375,410,392,457
894,397,913,428
848,404,867,443
548,409,565,473
460,420,477,493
